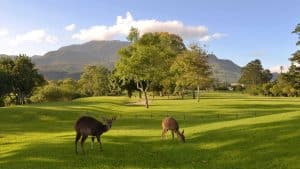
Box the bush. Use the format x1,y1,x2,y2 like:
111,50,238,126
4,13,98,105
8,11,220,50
245,85,261,96
30,79,81,103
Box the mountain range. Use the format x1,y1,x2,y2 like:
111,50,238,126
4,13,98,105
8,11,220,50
3,40,242,83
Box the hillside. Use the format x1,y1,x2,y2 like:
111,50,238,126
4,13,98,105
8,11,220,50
31,40,241,82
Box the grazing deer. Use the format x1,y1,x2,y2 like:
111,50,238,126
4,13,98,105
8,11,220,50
74,116,116,154
161,117,185,142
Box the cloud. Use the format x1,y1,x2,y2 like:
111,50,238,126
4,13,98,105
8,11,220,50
9,29,57,46
199,33,228,42
0,29,8,37
72,12,226,42
65,24,76,31
269,65,289,73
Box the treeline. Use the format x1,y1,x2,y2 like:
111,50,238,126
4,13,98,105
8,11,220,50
1,24,299,107
238,23,300,96
0,28,214,107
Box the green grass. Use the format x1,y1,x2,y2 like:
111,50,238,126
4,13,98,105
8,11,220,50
0,92,299,169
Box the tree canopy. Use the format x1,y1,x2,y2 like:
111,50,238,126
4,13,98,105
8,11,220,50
239,59,272,87
78,65,110,96
115,29,186,108
0,55,45,105
171,44,212,101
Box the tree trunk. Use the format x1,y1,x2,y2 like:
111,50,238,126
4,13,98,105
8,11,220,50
192,90,196,99
197,85,200,102
138,91,142,99
181,90,184,99
127,89,132,98
144,91,149,109
136,81,149,108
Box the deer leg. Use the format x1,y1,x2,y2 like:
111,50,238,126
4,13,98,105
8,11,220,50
75,133,81,154
96,135,103,151
171,130,175,140
80,135,88,153
161,129,167,140
91,137,95,150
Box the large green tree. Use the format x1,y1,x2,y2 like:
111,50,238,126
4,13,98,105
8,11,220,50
239,59,272,87
12,55,45,104
289,23,300,89
0,55,45,105
0,57,14,98
78,65,110,96
116,30,185,108
171,44,212,102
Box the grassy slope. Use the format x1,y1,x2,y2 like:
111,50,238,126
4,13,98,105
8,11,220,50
0,92,299,169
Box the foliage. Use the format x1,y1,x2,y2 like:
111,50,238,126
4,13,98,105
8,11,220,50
171,44,212,101
78,65,110,96
0,55,45,105
239,59,272,87
116,30,186,108
30,79,81,103
289,23,300,90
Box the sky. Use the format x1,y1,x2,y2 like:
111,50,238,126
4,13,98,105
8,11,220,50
0,0,299,72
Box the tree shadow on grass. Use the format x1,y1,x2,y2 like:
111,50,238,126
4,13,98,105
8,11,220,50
1,115,299,169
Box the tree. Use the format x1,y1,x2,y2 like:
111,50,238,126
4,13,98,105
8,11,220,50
127,27,139,43
171,44,212,102
78,65,110,96
0,57,14,99
239,59,272,87
289,23,300,90
116,31,186,108
13,55,45,104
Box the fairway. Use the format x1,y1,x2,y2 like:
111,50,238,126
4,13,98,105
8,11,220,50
0,92,299,169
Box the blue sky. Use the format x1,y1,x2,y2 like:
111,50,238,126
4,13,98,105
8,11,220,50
0,0,299,72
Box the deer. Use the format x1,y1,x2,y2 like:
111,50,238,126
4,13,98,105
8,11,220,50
74,116,116,154
161,116,185,142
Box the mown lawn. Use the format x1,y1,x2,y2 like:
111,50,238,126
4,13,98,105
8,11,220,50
0,92,299,169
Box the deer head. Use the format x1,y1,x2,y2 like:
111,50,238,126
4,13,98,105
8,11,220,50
102,116,117,129
177,129,185,143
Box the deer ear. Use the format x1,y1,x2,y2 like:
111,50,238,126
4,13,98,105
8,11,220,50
101,117,107,122
182,129,184,134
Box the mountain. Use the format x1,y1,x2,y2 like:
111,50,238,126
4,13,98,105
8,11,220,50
207,54,241,83
31,40,241,83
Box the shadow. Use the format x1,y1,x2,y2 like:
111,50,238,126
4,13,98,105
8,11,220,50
1,115,299,169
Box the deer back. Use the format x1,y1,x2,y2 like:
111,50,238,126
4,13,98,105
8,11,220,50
162,117,179,131
75,116,104,135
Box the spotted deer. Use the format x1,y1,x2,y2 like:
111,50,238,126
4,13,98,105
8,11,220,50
161,116,185,142
74,116,116,154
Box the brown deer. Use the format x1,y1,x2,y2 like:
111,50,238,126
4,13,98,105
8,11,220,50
74,116,116,154
161,116,185,142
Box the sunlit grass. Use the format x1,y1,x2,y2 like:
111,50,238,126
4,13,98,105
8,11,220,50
0,92,299,169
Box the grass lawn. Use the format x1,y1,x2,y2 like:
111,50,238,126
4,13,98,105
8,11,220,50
0,92,299,169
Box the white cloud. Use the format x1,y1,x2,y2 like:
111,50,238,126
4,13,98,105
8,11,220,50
269,65,289,73
199,33,228,42
72,12,226,42
0,29,8,37
65,24,76,31
9,29,58,46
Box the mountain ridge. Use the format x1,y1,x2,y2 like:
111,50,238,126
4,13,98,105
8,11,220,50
2,41,242,83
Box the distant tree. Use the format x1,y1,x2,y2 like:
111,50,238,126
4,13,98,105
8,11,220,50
78,65,110,96
127,27,139,43
0,57,14,99
0,55,45,105
239,59,272,87
289,23,300,90
116,31,186,108
60,78,80,100
171,44,212,102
